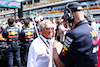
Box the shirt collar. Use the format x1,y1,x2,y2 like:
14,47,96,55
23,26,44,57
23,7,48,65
74,20,88,28
40,35,55,46
9,25,14,27
40,35,48,43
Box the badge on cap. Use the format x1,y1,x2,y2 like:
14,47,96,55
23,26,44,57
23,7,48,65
77,6,83,10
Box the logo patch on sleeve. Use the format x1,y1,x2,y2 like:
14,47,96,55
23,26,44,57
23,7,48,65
90,30,97,37
61,36,73,56
64,36,73,48
90,30,98,53
61,45,68,56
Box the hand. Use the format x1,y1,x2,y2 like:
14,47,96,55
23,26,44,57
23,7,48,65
53,40,58,48
53,40,61,49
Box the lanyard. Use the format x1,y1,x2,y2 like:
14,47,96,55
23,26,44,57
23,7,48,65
40,36,50,54
40,36,50,47
47,40,50,46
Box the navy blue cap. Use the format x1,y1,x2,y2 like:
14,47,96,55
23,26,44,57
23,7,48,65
68,2,83,12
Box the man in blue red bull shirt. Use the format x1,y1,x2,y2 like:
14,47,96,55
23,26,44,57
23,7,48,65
2,18,22,67
20,19,36,66
53,2,98,67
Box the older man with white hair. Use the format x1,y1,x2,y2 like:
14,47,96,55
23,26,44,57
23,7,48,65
27,20,55,67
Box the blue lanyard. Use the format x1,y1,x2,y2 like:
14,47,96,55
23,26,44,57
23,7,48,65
40,36,50,54
40,36,50,47
47,40,50,46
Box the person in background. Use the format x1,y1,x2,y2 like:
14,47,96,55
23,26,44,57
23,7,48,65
39,16,44,22
97,19,100,30
16,21,23,31
55,17,62,41
0,21,8,49
27,20,55,67
34,17,41,35
97,20,100,67
51,18,56,26
59,20,70,43
20,19,36,66
2,18,22,67
29,21,34,29
53,2,98,67
51,18,57,37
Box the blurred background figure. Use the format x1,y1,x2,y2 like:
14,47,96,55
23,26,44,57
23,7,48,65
55,17,62,41
2,22,8,30
15,21,23,31
28,20,34,29
97,20,100,67
51,18,57,37
20,19,36,66
34,17,41,34
85,14,99,34
39,16,44,22
97,19,100,29
59,19,70,43
2,18,22,67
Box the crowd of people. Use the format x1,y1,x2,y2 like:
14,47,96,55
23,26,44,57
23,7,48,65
0,11,69,67
0,2,99,67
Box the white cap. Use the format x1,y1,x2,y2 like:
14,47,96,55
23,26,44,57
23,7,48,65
39,16,43,20
34,17,40,22
2,22,7,25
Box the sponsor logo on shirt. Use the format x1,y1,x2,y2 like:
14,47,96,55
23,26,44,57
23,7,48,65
61,36,73,56
25,32,34,38
25,32,33,36
90,30,98,53
9,31,18,35
90,30,97,37
64,36,73,48
8,31,19,38
61,45,68,56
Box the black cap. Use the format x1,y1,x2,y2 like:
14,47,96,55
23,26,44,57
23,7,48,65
24,19,30,26
67,2,83,12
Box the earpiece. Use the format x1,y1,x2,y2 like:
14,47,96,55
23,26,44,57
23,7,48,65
64,4,74,23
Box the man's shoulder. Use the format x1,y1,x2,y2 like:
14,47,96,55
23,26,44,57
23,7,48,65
31,37,42,46
30,37,44,52
67,26,91,39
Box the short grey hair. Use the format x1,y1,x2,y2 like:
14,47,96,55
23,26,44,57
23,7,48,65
39,20,52,30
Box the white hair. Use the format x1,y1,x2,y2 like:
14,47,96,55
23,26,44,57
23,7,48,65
39,20,52,30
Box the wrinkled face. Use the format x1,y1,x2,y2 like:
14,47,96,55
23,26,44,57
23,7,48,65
41,22,53,39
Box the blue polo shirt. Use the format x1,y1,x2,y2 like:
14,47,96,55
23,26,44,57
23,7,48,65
2,25,20,48
20,26,36,44
59,20,98,67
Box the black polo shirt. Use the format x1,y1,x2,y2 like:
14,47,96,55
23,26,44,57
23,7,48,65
59,20,98,67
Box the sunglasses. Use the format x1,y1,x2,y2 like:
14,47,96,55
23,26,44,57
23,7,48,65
46,27,53,30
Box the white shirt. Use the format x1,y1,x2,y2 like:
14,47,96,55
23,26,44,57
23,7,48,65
91,21,99,34
59,24,67,42
27,35,54,67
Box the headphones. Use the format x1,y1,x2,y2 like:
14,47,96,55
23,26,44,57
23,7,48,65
64,3,74,23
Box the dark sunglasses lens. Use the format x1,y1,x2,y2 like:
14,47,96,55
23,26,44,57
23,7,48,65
46,28,53,30
46,28,50,30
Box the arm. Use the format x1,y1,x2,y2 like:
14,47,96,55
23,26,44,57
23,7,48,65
53,41,65,67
